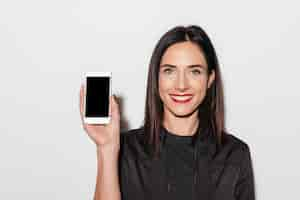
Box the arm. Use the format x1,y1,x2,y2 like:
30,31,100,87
234,145,256,200
79,87,121,200
94,147,121,200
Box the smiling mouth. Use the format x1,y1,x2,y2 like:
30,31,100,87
170,95,193,103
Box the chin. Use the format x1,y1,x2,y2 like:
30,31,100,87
170,108,196,118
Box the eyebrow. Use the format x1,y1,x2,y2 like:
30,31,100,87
160,64,205,69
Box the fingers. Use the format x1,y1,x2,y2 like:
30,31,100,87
109,95,112,118
110,94,120,122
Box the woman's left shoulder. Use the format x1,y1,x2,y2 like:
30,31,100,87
223,132,250,151
216,132,252,164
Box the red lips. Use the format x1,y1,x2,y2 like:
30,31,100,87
169,94,193,103
169,93,193,96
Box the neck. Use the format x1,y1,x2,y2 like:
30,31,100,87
162,110,199,136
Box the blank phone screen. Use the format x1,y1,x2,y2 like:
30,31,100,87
85,77,110,117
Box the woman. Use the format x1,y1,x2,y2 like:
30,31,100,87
79,25,255,200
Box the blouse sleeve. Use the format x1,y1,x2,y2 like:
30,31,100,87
234,145,256,200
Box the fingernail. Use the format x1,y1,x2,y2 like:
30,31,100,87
112,94,118,102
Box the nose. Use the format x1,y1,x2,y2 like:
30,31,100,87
175,72,189,91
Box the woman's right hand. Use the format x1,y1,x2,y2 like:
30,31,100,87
79,85,121,153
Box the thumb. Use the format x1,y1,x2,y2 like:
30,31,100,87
110,94,120,122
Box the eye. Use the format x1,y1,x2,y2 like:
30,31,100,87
163,68,173,74
191,70,201,75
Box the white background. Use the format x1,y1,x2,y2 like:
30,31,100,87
0,0,299,199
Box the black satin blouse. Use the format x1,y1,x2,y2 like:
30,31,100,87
118,126,255,200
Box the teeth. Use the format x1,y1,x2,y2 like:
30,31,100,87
171,96,192,101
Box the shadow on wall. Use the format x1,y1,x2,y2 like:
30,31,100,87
115,95,130,132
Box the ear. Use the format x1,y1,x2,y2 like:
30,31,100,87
207,70,215,89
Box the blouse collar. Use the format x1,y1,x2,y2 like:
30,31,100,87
159,124,217,159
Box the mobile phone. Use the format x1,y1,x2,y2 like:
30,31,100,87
83,72,111,124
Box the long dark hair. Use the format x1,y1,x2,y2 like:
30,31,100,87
142,25,226,159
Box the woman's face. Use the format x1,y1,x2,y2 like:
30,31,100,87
158,41,215,118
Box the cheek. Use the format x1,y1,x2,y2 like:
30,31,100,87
192,78,208,92
158,77,172,93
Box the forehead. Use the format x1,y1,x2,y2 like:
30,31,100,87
160,41,207,68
